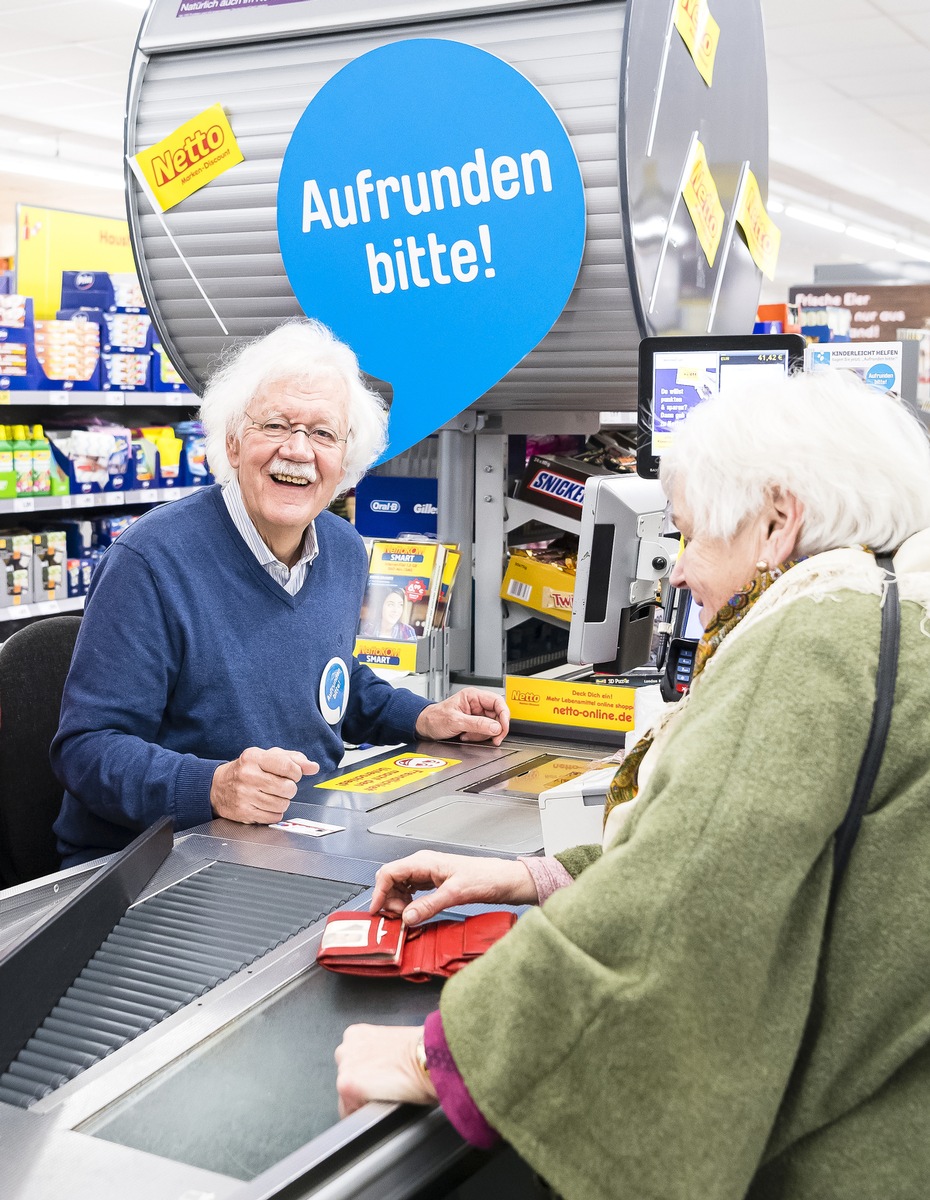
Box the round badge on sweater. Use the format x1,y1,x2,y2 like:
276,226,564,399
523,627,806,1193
319,657,350,725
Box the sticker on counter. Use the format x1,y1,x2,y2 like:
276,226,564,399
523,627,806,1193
271,817,346,837
506,676,636,732
314,754,462,794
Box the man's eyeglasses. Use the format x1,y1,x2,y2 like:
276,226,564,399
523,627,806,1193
245,412,348,451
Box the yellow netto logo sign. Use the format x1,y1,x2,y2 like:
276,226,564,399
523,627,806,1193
130,103,244,213
151,124,226,186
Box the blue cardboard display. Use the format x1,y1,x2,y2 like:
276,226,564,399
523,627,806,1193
354,476,439,538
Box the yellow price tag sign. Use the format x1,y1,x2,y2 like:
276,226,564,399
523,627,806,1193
682,139,724,268
737,168,781,281
675,0,721,88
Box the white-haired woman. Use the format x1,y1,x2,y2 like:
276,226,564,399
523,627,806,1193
52,319,508,867
336,368,930,1200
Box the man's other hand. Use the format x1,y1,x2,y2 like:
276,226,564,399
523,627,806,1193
210,747,319,824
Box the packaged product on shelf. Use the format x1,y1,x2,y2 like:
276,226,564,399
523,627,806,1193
12,425,33,497
80,554,101,591
100,310,152,353
32,529,67,602
30,425,53,496
0,531,34,607
0,294,31,331
500,535,579,622
57,518,94,558
135,426,184,487
151,342,193,393
32,317,101,390
154,428,183,485
514,454,616,521
60,271,146,313
131,429,159,489
174,420,212,485
0,342,28,377
0,295,40,390
66,557,83,598
92,515,137,547
0,427,15,500
101,350,151,392
48,423,133,494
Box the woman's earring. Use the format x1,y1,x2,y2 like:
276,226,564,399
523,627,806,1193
756,560,769,572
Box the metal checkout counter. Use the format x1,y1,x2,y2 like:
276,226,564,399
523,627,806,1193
0,477,681,1200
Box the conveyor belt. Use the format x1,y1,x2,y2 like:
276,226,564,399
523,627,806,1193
0,861,363,1108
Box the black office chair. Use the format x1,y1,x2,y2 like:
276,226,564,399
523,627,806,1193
0,615,82,889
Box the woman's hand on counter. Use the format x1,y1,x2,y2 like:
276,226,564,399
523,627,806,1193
210,747,319,824
370,850,539,925
336,1024,435,1118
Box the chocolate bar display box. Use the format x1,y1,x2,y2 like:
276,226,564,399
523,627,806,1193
514,455,614,521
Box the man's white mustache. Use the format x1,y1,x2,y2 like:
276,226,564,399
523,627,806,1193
268,457,317,482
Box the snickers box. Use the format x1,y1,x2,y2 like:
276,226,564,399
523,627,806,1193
515,455,613,520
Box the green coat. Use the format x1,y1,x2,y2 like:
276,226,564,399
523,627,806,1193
440,584,930,1199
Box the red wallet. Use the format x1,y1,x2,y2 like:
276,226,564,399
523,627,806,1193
316,910,517,982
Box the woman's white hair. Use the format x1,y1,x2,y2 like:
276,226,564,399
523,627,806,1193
661,368,930,555
199,319,388,492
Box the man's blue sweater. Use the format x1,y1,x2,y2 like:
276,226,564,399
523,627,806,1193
51,486,430,864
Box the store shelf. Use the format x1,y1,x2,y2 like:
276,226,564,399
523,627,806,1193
503,603,570,633
0,596,84,624
0,486,202,515
504,496,581,538
0,391,196,408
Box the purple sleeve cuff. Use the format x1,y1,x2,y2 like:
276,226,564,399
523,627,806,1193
518,855,573,903
423,1009,500,1149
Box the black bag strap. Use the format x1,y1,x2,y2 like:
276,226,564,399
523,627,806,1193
830,552,900,903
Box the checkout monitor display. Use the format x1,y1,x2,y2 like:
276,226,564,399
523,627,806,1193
636,334,806,479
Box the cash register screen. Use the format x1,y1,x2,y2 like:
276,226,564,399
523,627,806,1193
636,334,806,479
681,592,704,641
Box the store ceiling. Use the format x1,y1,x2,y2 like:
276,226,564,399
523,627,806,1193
0,0,928,298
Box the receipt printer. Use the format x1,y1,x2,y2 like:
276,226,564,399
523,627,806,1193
538,765,617,855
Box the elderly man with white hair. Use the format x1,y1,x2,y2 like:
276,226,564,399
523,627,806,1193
52,320,508,866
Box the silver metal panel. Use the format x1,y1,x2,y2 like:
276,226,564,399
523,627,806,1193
127,3,634,409
140,0,592,52
369,795,544,853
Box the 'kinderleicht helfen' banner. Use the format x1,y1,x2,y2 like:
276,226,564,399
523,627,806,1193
277,39,587,460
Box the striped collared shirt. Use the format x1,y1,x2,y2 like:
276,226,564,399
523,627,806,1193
222,477,319,595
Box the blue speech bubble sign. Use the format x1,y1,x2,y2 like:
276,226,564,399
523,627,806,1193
277,38,586,461
865,362,896,392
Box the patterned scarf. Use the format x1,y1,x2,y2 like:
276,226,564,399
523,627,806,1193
603,559,801,821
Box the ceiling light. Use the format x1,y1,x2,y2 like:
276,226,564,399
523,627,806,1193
108,0,150,9
766,196,785,214
846,226,898,250
895,242,930,264
0,152,124,192
783,205,846,234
